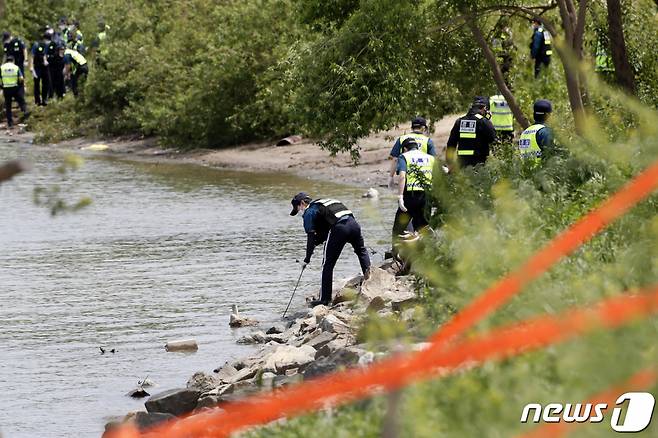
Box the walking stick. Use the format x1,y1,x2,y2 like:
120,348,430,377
283,265,306,318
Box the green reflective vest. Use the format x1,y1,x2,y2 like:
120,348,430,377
489,95,514,132
402,149,434,191
399,133,430,155
595,43,614,72
518,124,544,165
1,62,20,88
65,48,87,66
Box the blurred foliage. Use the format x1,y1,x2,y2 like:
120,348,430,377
33,152,92,215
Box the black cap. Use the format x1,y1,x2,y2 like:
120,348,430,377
6,55,14,62
533,99,553,115
401,137,419,151
2,31,10,41
290,192,311,216
411,116,427,128
472,96,488,108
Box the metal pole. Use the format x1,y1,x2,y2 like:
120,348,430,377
283,265,305,318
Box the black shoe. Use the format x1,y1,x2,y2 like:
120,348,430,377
310,299,330,308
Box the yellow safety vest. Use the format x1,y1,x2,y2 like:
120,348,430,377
518,124,544,166
399,133,431,155
489,95,514,132
65,48,87,66
1,62,20,88
595,43,614,72
539,28,553,56
402,149,435,191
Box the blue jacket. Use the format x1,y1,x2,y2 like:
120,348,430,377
530,29,546,59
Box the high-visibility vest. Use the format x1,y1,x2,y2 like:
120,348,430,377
65,48,87,66
489,95,514,132
518,124,544,165
457,113,483,155
398,133,431,155
538,27,553,56
595,43,614,72
310,199,353,226
402,149,434,191
1,62,20,88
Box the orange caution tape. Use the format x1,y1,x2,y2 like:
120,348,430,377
518,368,658,438
110,285,658,438
111,159,658,438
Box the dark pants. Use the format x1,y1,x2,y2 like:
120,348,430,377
71,65,88,97
392,191,428,249
33,65,51,105
457,155,488,168
320,216,370,303
48,63,65,99
3,87,27,127
534,57,550,78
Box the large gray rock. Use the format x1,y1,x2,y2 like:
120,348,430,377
305,331,337,350
359,267,415,305
225,365,258,384
315,337,350,359
262,345,316,373
237,331,268,344
145,388,201,417
213,363,239,382
303,348,362,379
127,411,175,430
318,314,351,335
187,372,221,393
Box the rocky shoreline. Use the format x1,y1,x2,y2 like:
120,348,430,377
105,260,418,435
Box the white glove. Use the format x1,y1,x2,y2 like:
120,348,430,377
442,165,450,174
398,195,407,212
31,68,38,78
301,261,309,269
387,175,395,190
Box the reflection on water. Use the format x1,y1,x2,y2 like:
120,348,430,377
0,142,395,437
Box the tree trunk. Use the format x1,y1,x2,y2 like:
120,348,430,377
556,0,587,133
606,0,636,94
466,17,530,129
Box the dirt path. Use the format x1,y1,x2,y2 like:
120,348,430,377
0,115,458,188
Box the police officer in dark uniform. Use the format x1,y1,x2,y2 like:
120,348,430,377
3,31,27,76
47,33,65,99
290,193,371,307
446,97,497,168
530,19,552,78
30,31,51,106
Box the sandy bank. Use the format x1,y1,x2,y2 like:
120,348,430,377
1,115,457,188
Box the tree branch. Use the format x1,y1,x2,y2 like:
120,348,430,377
465,15,530,129
573,0,588,57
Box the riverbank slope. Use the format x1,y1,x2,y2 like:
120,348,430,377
0,116,456,187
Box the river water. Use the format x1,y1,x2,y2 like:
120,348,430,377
0,140,394,438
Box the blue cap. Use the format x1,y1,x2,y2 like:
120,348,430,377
411,116,427,128
533,99,553,115
290,192,311,216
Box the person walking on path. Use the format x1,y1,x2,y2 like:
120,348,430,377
290,193,371,307
446,97,497,169
529,19,552,78
388,116,436,189
392,138,435,256
518,99,556,166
